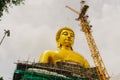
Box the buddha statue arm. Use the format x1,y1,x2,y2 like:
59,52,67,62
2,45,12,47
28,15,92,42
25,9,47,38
39,50,57,64
62,52,90,68
39,51,50,63
83,59,90,68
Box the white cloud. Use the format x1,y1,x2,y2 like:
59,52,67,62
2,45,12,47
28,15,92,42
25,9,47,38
26,0,55,6
0,0,120,80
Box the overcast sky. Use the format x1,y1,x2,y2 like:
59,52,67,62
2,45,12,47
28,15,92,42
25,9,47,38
0,0,120,80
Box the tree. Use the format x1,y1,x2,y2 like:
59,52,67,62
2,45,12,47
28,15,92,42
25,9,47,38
0,77,3,80
0,0,24,18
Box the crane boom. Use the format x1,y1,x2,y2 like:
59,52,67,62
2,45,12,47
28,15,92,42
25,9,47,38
66,1,110,80
0,30,10,46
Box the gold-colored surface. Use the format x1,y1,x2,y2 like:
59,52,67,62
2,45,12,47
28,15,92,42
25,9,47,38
39,27,90,68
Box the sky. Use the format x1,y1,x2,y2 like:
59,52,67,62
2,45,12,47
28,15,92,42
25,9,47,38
0,0,120,80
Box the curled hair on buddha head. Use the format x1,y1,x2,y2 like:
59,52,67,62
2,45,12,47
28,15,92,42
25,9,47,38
56,26,75,50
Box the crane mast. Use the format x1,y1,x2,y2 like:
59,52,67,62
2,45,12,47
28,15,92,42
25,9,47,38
66,1,110,80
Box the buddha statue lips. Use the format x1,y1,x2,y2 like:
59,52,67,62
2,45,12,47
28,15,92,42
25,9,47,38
64,39,72,42
63,39,72,45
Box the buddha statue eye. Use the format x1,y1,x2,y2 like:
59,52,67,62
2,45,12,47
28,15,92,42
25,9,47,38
70,33,74,37
62,32,68,36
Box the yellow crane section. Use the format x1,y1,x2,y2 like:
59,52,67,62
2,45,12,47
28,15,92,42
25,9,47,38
66,1,110,80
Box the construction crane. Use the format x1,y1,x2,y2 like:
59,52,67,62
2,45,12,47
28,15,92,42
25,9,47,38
66,1,110,80
0,29,10,46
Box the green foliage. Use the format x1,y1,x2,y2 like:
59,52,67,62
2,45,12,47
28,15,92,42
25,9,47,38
0,77,3,80
0,0,24,18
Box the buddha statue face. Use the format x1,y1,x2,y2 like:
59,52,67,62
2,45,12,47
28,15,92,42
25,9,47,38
56,27,75,48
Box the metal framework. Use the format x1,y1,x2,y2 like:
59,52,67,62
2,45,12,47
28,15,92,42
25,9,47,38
0,29,10,46
66,1,110,80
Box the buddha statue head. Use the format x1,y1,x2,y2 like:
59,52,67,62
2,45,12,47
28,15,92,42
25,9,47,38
56,27,75,50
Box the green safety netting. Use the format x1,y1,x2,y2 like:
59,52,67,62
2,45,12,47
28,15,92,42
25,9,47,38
14,70,88,80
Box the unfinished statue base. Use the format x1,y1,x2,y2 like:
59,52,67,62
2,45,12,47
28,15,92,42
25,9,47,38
13,61,98,80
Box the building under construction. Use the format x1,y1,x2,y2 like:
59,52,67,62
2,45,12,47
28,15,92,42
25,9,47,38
13,1,110,80
13,61,98,80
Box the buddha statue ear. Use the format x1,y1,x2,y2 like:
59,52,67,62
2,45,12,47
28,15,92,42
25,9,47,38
57,40,63,48
56,41,60,48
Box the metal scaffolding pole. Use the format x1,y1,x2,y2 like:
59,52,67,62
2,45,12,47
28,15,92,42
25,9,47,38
0,29,10,46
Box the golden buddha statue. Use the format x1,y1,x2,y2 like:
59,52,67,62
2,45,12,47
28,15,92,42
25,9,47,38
39,27,90,68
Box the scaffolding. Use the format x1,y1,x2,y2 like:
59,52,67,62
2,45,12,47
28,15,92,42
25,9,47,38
13,61,98,80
